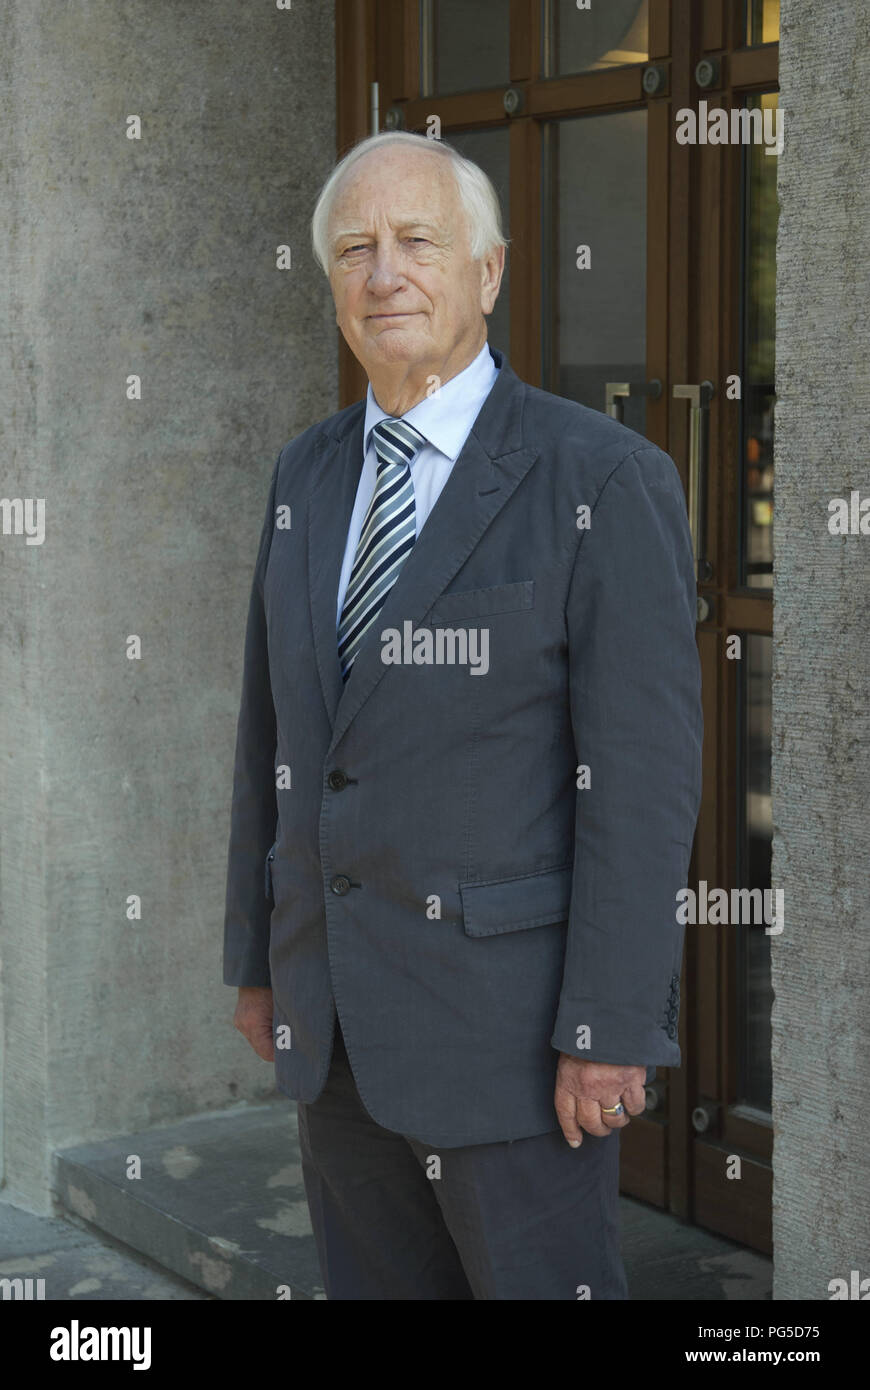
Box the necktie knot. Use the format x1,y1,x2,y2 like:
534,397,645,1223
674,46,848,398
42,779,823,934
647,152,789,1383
371,417,427,471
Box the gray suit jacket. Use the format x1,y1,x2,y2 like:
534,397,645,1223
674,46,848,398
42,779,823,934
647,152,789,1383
223,346,703,1147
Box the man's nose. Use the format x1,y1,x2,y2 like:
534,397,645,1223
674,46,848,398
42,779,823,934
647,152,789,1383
367,242,405,292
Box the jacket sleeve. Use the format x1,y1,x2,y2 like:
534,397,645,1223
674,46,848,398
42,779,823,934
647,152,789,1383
222,453,281,988
550,443,703,1067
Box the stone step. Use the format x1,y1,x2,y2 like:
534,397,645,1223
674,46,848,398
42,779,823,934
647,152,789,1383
54,1100,323,1301
0,1199,213,1300
54,1100,772,1301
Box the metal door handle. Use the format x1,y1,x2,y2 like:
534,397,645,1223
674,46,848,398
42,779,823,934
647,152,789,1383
672,381,714,583
605,378,662,422
691,1098,721,1134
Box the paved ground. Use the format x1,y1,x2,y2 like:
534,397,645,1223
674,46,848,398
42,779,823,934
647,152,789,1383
1,1191,771,1301
622,1197,772,1300
0,1201,212,1301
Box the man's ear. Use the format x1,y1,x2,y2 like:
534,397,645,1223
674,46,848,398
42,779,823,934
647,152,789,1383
480,244,505,315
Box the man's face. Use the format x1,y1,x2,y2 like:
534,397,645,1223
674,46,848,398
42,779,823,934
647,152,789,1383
327,146,503,378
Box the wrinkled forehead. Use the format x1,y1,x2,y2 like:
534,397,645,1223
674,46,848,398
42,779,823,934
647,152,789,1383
329,148,459,228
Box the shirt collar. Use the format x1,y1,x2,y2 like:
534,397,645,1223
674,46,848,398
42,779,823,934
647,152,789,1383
363,341,500,464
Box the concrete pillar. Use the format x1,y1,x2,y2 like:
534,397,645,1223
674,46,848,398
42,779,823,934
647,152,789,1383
772,0,870,1298
0,1,336,1211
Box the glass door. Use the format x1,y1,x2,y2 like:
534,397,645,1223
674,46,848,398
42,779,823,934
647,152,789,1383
338,0,778,1253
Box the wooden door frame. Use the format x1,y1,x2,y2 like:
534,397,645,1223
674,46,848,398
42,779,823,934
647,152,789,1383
690,1,777,1250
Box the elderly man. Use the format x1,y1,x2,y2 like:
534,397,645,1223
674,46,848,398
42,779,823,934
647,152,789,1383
223,130,703,1301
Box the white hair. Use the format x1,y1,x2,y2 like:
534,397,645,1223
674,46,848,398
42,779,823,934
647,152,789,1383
310,130,508,276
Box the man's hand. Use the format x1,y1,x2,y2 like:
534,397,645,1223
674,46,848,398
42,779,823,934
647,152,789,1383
554,1054,647,1146
233,986,275,1062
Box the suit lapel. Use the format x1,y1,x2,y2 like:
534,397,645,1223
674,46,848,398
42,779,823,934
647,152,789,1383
327,350,538,755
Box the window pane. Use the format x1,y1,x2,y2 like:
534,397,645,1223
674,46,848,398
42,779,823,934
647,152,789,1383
428,0,510,96
547,0,648,77
445,128,511,356
745,0,780,46
546,112,647,433
736,634,773,1111
740,93,778,588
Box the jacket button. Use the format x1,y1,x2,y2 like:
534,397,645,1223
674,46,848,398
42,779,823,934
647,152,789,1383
330,874,351,896
667,1007,678,1022
667,1023,678,1039
328,769,348,791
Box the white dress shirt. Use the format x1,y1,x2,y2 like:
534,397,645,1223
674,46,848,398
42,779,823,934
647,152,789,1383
335,341,501,625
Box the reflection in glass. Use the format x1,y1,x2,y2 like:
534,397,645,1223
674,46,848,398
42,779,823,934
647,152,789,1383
741,93,778,589
745,0,780,46
736,635,773,1112
547,0,648,77
428,0,510,96
445,129,511,357
546,113,647,433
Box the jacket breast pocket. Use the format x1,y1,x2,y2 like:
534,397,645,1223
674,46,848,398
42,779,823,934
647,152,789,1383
459,863,572,937
426,579,534,625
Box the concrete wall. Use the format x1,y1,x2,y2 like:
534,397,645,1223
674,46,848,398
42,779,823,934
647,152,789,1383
772,0,870,1298
0,0,336,1211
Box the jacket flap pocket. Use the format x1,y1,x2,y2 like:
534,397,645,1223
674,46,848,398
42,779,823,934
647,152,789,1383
460,863,572,937
427,579,534,624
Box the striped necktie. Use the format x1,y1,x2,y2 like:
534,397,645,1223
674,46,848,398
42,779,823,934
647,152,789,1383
337,416,427,681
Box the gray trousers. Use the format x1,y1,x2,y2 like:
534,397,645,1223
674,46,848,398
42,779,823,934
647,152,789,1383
296,1021,629,1301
